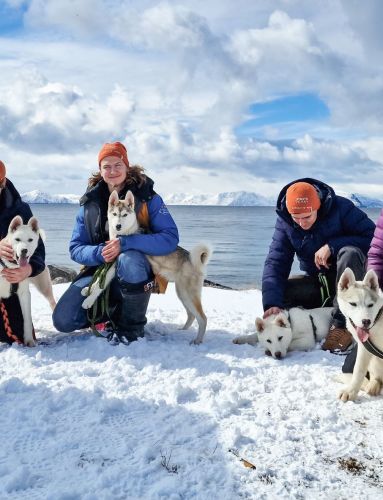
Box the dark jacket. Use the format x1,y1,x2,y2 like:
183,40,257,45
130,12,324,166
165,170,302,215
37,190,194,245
262,178,375,311
69,177,179,267
367,209,383,287
0,179,45,277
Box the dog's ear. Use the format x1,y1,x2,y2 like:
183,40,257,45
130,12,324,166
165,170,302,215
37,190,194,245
108,190,119,207
255,317,265,333
28,217,39,233
338,268,355,291
275,312,289,328
125,190,135,208
9,215,23,233
363,269,380,293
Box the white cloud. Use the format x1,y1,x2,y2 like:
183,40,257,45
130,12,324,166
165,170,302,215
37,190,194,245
1,1,383,198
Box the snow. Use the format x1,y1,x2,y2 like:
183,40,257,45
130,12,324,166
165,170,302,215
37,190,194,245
1,284,382,499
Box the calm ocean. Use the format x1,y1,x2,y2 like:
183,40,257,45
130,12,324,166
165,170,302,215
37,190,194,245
31,205,382,290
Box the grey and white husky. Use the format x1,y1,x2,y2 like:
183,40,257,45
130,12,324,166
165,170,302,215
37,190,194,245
233,307,333,359
0,216,56,346
81,190,212,344
337,268,383,402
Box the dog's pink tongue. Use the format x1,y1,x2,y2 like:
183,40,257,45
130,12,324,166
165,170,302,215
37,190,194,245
356,327,369,343
18,256,28,267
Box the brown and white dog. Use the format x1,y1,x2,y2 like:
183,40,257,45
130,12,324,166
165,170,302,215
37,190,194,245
0,216,56,346
81,190,212,344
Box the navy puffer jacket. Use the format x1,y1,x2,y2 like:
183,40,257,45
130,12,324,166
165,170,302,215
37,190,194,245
262,178,375,311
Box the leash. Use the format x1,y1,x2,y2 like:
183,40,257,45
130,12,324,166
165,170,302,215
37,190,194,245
318,273,331,307
0,300,22,344
349,306,383,359
84,262,116,335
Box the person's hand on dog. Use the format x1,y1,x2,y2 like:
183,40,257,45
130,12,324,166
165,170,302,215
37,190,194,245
314,244,331,269
0,240,14,262
263,306,283,319
102,238,121,263
1,264,32,283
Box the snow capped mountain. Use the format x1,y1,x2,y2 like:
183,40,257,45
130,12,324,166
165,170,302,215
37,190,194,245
20,189,383,207
165,191,383,207
21,190,80,204
349,193,383,208
164,191,275,206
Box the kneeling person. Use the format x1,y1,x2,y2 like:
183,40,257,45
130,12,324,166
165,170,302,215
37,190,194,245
262,178,375,353
53,142,179,344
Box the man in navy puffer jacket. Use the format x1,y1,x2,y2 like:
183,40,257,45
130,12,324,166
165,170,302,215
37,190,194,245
262,178,375,352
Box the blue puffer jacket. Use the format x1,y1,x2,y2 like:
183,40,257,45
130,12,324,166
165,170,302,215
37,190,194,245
69,178,179,267
0,179,45,277
262,178,375,311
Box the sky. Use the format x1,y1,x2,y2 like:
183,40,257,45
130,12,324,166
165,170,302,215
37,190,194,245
1,0,383,198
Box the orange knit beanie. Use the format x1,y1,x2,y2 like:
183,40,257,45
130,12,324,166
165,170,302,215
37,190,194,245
98,142,129,167
286,182,321,214
0,161,6,181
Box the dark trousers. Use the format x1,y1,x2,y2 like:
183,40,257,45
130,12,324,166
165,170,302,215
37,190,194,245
284,246,366,328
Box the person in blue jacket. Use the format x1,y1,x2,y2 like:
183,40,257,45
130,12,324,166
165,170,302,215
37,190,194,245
262,178,375,352
53,142,179,344
0,160,46,282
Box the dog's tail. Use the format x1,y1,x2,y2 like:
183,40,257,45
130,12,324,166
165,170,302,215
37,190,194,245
190,243,212,272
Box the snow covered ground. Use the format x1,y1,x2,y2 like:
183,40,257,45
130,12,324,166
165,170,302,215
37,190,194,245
0,284,382,499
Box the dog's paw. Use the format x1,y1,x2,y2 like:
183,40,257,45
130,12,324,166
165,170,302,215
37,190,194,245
365,379,382,396
233,336,245,344
190,337,203,345
82,296,95,309
338,386,358,402
24,339,36,347
81,287,90,297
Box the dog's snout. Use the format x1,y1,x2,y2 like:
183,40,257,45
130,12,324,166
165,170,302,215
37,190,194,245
274,351,282,360
20,248,28,256
116,224,122,231
362,319,371,328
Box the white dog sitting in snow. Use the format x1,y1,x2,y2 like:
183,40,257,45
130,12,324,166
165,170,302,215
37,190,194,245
233,307,333,359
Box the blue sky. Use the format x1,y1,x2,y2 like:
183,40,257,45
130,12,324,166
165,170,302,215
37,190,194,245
0,0,382,198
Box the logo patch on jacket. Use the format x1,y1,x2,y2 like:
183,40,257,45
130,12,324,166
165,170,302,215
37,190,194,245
159,204,170,215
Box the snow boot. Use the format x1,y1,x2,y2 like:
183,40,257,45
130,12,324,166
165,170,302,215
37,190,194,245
115,284,151,344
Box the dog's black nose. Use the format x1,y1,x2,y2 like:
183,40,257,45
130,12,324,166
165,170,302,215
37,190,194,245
362,319,371,328
275,351,282,359
20,248,27,256
116,224,122,231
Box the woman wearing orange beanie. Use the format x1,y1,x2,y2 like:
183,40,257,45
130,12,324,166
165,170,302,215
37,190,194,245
53,142,179,344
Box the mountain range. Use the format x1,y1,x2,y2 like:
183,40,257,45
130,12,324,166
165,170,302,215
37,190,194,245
21,190,383,208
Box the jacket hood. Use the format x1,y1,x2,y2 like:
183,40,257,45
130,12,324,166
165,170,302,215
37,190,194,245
276,177,336,225
80,176,155,206
0,178,22,210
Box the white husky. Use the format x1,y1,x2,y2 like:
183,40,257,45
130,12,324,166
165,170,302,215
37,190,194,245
233,307,333,359
337,268,383,402
81,190,212,344
0,216,56,346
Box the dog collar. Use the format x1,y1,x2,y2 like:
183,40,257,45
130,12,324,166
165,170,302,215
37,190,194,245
349,306,383,359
